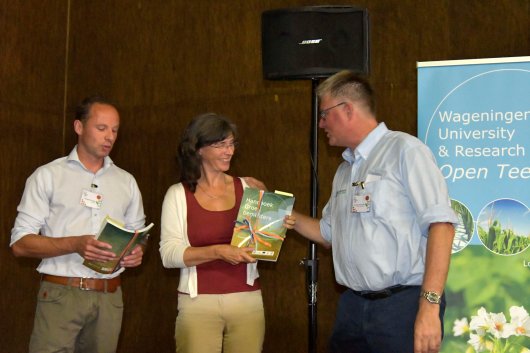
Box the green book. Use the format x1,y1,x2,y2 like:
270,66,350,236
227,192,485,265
231,188,295,261
83,216,154,274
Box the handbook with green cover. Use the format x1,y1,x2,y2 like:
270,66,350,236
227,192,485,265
83,216,153,274
230,188,295,261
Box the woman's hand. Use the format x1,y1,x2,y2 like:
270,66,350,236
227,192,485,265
216,244,257,265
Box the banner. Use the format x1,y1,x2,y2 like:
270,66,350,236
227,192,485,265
418,57,530,352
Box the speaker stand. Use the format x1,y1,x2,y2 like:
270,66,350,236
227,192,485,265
300,78,320,353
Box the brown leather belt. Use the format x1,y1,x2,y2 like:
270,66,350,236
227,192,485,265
42,274,121,293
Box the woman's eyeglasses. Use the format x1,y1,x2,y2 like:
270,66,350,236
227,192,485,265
209,141,238,149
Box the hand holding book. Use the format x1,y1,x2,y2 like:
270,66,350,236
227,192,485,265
83,216,154,274
119,243,145,268
230,188,295,261
216,244,257,264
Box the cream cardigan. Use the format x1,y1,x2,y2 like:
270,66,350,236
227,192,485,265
159,178,259,298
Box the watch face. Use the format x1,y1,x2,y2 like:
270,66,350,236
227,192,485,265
423,291,441,304
427,293,437,302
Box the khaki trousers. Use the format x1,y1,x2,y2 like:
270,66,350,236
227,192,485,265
29,280,123,353
175,290,265,353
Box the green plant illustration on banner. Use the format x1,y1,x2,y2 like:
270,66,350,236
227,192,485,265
477,199,530,256
441,246,530,352
452,199,474,253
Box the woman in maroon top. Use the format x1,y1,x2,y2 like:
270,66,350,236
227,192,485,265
160,113,293,353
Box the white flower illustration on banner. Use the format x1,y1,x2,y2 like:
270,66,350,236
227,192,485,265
453,306,530,352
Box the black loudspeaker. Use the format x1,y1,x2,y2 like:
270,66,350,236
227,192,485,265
262,6,370,80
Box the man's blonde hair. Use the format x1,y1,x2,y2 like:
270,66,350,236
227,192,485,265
316,70,375,114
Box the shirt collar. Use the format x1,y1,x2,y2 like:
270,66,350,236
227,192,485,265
67,145,114,171
342,122,390,164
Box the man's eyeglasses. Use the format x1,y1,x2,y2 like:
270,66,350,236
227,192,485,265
209,141,238,149
319,102,346,120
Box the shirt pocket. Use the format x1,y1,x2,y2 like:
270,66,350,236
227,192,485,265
363,174,411,221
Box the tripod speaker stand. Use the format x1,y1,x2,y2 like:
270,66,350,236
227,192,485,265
261,6,369,353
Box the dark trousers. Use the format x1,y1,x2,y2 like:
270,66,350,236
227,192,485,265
329,286,446,353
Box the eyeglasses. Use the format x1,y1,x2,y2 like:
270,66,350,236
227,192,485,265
319,102,346,120
209,140,238,149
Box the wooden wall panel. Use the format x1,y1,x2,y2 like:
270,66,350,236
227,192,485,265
1,0,528,352
0,1,68,352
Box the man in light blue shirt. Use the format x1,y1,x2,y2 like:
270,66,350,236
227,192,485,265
293,71,458,353
10,96,146,353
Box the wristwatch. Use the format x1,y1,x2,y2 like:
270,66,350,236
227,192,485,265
420,290,441,304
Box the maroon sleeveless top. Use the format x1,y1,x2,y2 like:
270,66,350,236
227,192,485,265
184,177,260,294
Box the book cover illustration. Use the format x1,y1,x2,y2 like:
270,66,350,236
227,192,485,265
83,216,154,274
231,188,295,261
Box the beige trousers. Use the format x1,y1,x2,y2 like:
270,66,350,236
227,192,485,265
175,290,265,353
29,280,123,353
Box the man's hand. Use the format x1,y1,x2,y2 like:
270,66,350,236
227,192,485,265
74,235,117,261
284,214,296,229
414,300,442,353
120,244,144,268
242,177,267,190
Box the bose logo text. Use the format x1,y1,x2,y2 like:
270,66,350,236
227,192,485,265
298,39,323,45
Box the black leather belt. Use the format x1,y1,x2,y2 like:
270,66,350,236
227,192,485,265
350,285,416,300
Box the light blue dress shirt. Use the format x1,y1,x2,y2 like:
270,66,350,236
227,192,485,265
11,146,146,278
320,123,458,291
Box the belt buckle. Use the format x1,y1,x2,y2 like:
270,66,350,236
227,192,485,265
369,290,390,300
361,288,392,300
79,278,92,291
380,289,392,298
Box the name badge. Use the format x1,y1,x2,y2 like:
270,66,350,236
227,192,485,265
352,194,371,213
80,189,103,209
